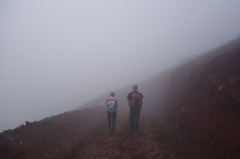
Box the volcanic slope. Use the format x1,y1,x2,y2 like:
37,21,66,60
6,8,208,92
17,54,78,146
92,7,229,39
162,37,240,158
0,98,214,159
1,37,240,159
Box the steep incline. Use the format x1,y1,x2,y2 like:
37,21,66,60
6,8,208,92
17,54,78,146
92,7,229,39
163,38,240,158
0,75,215,159
0,97,214,159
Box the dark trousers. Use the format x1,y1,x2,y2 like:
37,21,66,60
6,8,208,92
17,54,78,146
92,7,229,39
129,107,141,132
107,112,117,134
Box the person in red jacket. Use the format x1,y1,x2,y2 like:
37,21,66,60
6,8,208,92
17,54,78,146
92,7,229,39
127,85,143,133
106,92,118,136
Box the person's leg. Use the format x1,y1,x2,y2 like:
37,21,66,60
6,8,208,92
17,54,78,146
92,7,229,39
107,113,111,134
134,108,141,132
129,108,134,132
112,112,117,135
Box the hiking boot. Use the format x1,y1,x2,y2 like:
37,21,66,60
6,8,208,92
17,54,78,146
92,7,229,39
111,131,115,136
131,130,136,134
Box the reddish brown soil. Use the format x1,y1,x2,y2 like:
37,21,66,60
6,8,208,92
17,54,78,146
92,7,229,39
0,102,214,159
1,38,240,159
162,38,240,158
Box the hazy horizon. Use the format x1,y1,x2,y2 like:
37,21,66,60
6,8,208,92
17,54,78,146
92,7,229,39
1,0,240,132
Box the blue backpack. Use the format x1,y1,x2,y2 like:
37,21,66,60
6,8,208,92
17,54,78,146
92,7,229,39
107,99,117,113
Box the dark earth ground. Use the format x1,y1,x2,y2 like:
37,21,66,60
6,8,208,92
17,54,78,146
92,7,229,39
0,103,215,159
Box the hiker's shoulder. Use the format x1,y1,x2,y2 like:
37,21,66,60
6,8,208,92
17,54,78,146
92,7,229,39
106,98,114,102
136,91,143,97
127,91,133,96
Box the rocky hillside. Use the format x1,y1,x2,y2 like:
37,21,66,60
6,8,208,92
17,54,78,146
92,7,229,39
163,37,240,158
0,38,240,159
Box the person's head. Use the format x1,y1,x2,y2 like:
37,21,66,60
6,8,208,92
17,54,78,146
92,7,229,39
110,92,115,98
132,84,138,91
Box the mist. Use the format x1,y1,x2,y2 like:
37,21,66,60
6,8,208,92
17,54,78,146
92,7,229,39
1,0,240,132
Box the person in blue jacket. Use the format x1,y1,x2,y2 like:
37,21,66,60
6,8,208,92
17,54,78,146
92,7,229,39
106,92,118,136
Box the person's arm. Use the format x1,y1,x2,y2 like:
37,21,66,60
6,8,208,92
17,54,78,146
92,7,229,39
128,100,131,106
106,99,109,105
127,92,131,100
115,99,118,107
139,93,143,106
139,99,143,107
127,92,132,106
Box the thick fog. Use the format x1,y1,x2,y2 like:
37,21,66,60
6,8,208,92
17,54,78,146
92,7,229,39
1,0,240,132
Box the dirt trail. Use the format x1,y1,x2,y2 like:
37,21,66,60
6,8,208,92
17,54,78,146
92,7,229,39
62,102,214,159
0,100,215,159
66,107,177,159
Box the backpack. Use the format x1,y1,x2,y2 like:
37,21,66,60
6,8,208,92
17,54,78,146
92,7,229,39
107,99,117,113
131,92,142,107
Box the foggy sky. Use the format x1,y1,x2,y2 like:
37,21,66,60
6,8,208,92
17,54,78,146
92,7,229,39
1,0,240,132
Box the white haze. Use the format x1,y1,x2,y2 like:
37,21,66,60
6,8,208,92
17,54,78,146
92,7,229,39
1,0,240,132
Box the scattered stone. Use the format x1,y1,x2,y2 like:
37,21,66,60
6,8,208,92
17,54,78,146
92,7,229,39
6,137,15,141
19,124,25,129
0,142,12,153
9,138,15,141
25,121,31,126
218,85,223,92
43,118,52,125
181,105,186,113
